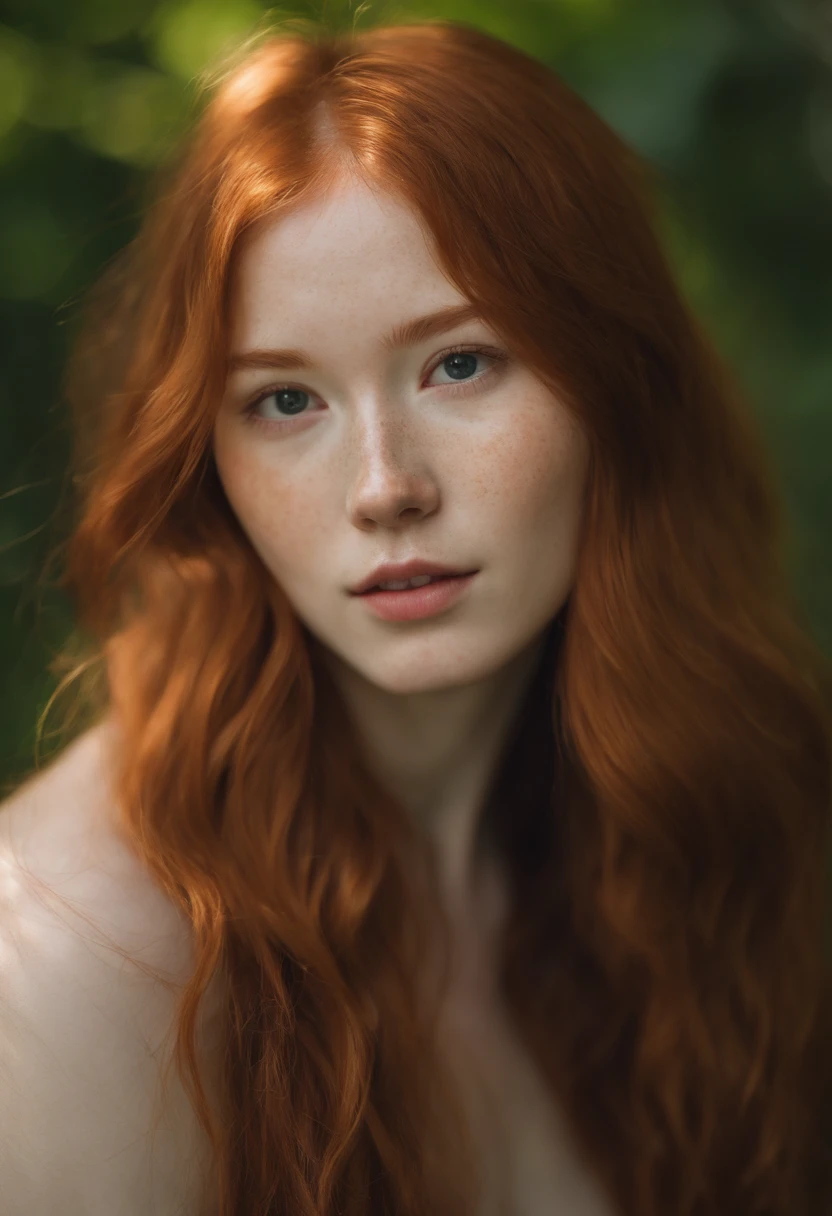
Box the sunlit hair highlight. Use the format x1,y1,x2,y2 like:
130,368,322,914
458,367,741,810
30,14,832,1216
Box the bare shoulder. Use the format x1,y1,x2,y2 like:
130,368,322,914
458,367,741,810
0,718,191,960
0,718,221,1216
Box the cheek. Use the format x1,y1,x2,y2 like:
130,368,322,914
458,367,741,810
471,406,588,537
213,431,309,570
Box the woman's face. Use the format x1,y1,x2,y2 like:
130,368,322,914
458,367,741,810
213,176,589,696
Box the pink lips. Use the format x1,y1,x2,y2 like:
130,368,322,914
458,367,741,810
350,560,477,595
356,572,477,621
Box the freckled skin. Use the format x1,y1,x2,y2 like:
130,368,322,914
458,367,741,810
213,172,591,928
213,176,589,703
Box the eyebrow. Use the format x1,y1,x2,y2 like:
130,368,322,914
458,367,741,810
227,302,483,373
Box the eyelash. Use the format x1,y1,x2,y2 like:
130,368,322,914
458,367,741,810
240,343,509,432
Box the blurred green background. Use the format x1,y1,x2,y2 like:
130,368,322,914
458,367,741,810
1,0,831,789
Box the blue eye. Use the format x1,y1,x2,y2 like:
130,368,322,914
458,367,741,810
436,350,482,382
268,388,309,417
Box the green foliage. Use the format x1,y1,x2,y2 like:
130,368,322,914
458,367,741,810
1,0,830,784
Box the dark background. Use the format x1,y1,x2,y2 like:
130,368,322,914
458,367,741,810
1,0,831,788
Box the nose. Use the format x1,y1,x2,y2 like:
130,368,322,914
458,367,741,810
344,415,440,530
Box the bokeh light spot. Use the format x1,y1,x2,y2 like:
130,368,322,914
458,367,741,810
24,47,97,132
151,0,264,81
0,27,39,140
76,64,186,165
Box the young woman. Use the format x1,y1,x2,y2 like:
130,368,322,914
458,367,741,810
1,16,830,1216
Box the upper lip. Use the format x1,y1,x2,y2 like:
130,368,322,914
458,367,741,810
349,560,478,595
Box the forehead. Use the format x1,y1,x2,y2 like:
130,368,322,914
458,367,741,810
228,178,463,346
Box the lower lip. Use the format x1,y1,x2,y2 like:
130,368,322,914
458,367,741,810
353,573,478,621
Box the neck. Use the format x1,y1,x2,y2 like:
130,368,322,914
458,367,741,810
319,628,550,918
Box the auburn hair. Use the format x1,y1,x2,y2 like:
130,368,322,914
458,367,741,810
28,14,832,1216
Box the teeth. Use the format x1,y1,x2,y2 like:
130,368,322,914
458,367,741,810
376,574,441,591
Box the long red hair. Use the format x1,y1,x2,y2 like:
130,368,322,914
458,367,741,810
34,15,832,1216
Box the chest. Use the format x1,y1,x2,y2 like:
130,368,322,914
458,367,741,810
437,997,616,1216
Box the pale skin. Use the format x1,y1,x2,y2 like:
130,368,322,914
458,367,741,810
213,173,589,986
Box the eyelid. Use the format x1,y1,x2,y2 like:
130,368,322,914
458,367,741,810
241,342,508,426
426,342,506,381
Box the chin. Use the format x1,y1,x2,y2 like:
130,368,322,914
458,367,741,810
350,644,515,698
365,668,474,697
